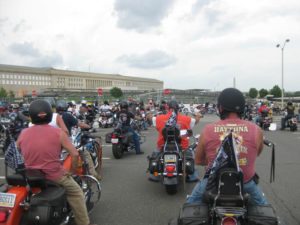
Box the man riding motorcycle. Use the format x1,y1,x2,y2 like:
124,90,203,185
281,101,295,130
16,99,97,225
115,101,144,154
149,100,202,182
186,88,268,206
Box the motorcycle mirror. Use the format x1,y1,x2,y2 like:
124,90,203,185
269,123,277,131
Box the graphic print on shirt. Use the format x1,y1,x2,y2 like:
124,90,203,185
119,112,128,125
214,123,248,166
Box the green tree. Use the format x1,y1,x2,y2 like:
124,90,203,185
110,87,123,99
0,87,7,97
8,90,15,98
259,88,268,98
269,85,282,98
248,88,258,99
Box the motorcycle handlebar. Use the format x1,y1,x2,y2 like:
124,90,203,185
264,139,273,147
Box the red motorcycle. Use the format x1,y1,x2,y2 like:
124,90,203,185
0,133,101,225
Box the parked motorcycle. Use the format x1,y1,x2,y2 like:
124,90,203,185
111,122,145,159
72,127,102,170
169,132,278,225
98,111,114,128
148,128,197,194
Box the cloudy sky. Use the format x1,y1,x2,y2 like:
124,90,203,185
0,0,300,91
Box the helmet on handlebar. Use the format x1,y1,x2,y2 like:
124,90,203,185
120,101,128,110
217,88,245,119
29,99,53,125
56,100,68,112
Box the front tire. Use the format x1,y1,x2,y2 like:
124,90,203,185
112,143,123,159
165,184,178,195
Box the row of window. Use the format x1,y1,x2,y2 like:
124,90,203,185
0,73,51,81
0,80,50,86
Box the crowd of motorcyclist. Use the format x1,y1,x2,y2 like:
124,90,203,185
0,94,300,225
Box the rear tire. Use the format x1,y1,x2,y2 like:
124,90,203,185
165,184,177,195
112,144,123,159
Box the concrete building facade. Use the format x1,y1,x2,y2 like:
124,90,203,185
0,64,163,97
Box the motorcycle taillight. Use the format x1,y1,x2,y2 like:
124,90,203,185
0,210,8,222
111,133,117,138
222,217,237,225
165,165,176,173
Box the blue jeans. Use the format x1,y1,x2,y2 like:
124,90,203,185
186,178,268,205
126,127,141,153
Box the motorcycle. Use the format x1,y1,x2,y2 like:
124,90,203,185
170,132,278,225
72,127,102,170
111,121,145,159
0,127,101,225
98,111,114,128
148,128,197,194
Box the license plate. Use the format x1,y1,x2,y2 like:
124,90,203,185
164,154,177,163
0,193,16,208
111,138,119,144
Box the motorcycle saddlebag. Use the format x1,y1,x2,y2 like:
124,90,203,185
247,205,278,225
105,132,112,143
26,186,67,225
178,202,209,225
184,150,195,175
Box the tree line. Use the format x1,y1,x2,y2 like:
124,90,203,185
248,85,300,99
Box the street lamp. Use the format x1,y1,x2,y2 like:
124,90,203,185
276,39,290,109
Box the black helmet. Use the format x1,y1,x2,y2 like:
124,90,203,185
217,88,245,116
104,100,109,105
120,101,128,109
29,99,53,125
287,101,293,106
56,100,68,112
168,100,179,112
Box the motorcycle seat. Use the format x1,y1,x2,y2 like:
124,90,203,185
30,186,66,206
6,169,54,188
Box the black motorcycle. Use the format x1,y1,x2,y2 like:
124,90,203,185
148,128,196,194
111,123,145,159
170,132,279,225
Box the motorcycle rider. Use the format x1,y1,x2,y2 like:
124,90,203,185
281,101,295,130
186,88,268,205
99,100,111,112
256,101,270,127
150,100,202,182
16,99,97,225
116,101,144,154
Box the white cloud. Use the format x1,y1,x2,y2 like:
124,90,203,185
0,0,300,91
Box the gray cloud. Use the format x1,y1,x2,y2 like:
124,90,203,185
117,50,176,69
13,19,26,33
114,0,175,32
9,42,63,67
192,0,215,15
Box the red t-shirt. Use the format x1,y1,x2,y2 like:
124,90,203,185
202,118,260,182
155,112,191,150
18,124,65,181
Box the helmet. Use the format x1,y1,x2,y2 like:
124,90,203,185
217,88,245,114
104,100,109,105
29,99,53,125
168,100,179,112
120,101,128,109
56,100,68,112
287,101,293,106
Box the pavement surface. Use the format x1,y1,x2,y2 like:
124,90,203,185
1,115,300,225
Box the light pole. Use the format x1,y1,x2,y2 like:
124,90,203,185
276,39,290,109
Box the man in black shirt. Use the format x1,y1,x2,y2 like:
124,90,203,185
116,101,143,154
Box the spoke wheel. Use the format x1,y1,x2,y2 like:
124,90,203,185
80,175,101,213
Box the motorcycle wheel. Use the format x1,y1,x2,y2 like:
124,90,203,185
112,143,123,159
290,125,297,132
80,175,101,213
165,184,177,195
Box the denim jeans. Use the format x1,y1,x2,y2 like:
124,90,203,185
186,178,268,205
126,126,141,153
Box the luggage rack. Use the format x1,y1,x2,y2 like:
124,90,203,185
214,206,247,217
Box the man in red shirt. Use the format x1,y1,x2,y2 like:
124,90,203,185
17,100,97,225
186,88,268,205
149,100,201,181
